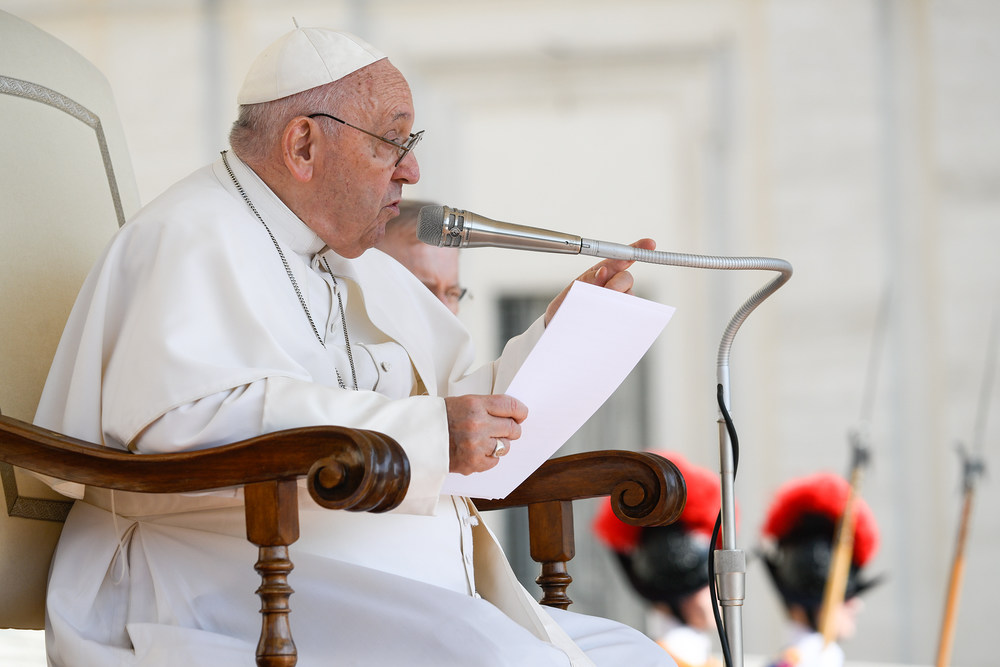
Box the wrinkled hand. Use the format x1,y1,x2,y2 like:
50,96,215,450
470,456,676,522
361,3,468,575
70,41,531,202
544,238,656,326
444,394,528,475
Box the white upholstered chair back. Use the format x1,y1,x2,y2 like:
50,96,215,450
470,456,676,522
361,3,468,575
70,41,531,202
0,9,139,629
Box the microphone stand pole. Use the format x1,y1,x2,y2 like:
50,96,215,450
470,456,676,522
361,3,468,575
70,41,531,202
589,245,793,667
710,257,792,667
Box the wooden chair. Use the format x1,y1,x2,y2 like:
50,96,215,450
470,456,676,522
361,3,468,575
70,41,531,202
0,10,685,665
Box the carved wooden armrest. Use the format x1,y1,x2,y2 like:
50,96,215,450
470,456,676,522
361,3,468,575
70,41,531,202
473,450,686,608
0,414,410,667
0,414,409,507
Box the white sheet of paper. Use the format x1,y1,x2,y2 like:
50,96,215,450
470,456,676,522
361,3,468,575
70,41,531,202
441,280,675,499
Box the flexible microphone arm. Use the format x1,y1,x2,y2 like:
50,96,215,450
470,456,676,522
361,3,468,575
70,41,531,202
420,206,792,667
617,251,791,667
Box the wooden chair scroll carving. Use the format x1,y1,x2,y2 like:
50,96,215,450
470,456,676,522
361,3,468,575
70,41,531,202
475,450,686,609
0,415,409,667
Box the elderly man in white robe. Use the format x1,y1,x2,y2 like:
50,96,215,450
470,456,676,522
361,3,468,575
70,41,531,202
34,24,670,667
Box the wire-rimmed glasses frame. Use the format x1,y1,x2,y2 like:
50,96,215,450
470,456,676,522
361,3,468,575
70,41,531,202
442,286,470,309
307,112,423,167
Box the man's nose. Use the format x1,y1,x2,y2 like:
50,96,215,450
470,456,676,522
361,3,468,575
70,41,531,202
394,152,420,184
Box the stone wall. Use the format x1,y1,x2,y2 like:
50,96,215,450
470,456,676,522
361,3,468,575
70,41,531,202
6,1,997,664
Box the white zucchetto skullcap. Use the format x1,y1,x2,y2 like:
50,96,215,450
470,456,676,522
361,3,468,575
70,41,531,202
237,26,386,105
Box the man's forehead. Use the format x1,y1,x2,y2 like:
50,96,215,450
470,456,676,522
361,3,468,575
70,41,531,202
342,62,414,122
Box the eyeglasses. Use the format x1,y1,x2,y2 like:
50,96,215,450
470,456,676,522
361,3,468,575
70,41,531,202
444,287,470,306
308,112,424,167
423,285,469,307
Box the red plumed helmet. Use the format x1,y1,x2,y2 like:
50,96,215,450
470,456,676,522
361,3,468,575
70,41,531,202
762,471,879,567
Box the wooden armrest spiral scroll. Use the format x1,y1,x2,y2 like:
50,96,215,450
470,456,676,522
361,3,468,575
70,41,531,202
474,450,687,528
307,430,410,513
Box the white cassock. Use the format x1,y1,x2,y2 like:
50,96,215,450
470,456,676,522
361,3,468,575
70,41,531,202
34,152,673,667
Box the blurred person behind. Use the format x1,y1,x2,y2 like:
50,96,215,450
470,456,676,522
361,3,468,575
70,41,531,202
376,199,464,315
759,472,882,667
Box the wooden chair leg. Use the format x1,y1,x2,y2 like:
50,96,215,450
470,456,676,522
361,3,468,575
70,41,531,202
245,480,300,667
528,500,575,609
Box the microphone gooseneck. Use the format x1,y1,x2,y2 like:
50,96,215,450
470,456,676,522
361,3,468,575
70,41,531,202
418,205,793,369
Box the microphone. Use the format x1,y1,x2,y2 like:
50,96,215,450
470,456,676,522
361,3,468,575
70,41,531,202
417,205,793,667
416,205,642,260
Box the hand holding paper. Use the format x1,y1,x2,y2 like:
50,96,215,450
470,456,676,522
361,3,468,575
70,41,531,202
441,280,675,499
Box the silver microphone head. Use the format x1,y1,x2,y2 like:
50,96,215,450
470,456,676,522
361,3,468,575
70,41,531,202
417,205,583,253
416,205,450,247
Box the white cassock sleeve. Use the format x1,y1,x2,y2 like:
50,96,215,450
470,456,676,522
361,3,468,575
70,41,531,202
135,378,450,514
135,316,547,515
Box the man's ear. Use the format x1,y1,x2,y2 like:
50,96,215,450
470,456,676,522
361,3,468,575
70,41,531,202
281,117,316,182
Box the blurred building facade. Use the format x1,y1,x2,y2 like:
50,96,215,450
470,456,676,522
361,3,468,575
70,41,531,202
5,1,998,665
